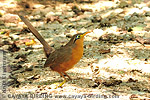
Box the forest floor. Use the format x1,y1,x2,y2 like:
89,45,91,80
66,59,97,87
0,0,150,100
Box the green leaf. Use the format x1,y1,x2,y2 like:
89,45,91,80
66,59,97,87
132,26,144,31
0,31,5,34
118,71,125,74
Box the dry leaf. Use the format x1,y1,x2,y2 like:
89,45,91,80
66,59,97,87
25,39,36,46
99,49,110,54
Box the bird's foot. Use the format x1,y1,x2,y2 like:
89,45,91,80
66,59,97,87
51,80,66,89
58,80,66,87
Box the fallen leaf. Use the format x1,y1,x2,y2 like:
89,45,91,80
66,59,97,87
102,79,122,87
118,71,125,74
127,78,138,83
99,49,110,54
132,26,144,31
129,94,138,99
25,39,36,46
5,32,9,37
7,42,20,52
136,36,150,45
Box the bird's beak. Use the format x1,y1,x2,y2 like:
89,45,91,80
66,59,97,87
82,30,93,37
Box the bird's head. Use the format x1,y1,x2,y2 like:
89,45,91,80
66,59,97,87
73,31,91,43
66,31,92,47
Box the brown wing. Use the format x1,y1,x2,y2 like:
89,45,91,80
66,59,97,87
44,46,72,68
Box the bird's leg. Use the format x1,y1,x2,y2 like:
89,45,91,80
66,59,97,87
55,72,72,88
57,72,67,87
63,72,72,80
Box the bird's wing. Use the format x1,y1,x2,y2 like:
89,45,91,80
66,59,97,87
44,46,72,67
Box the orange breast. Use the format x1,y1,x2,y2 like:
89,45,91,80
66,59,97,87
58,46,83,72
51,38,84,72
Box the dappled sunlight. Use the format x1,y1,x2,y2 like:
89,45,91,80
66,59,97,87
0,0,17,9
1,0,150,99
101,8,123,18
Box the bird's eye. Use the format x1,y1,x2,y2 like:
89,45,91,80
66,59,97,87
76,35,80,39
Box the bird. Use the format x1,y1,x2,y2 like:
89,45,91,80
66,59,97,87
18,15,91,87
44,32,90,86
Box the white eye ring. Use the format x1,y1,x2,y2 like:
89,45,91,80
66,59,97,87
76,35,80,39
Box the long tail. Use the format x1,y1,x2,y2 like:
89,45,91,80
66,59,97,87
18,15,54,57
